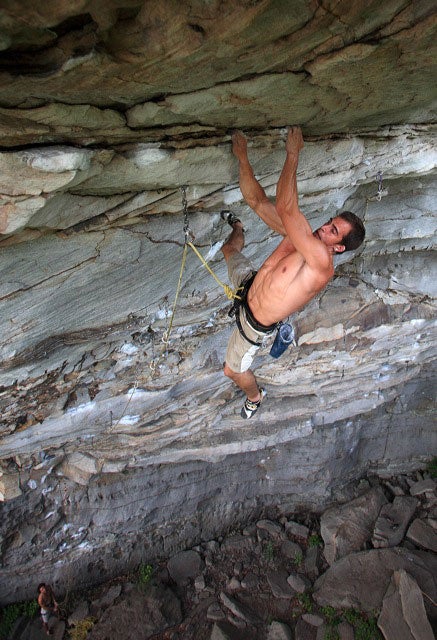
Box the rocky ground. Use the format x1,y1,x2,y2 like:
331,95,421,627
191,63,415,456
5,468,436,640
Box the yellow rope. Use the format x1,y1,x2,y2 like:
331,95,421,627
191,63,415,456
187,241,241,301
162,242,189,346
152,238,240,370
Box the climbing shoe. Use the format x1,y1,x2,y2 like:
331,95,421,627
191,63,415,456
220,210,242,228
241,387,266,419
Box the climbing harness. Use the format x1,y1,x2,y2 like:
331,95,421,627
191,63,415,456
228,271,279,346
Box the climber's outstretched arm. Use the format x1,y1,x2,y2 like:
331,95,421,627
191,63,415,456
232,131,286,236
276,127,332,273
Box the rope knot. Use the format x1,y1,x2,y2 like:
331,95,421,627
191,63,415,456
223,284,236,300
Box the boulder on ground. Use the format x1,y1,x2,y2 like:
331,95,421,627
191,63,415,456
87,585,182,640
68,600,90,626
266,569,295,599
294,617,318,640
167,549,204,584
280,539,303,561
406,518,437,553
219,592,259,624
377,569,434,640
372,496,417,548
313,548,437,615
321,487,387,565
408,479,436,496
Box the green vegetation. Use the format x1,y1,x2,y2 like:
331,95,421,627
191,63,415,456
20,600,39,618
324,627,340,640
293,550,304,567
286,606,383,640
321,605,340,625
68,617,96,640
0,603,21,640
321,604,341,640
137,562,153,589
292,602,382,639
343,608,361,625
0,600,39,640
308,533,323,548
296,592,313,613
354,614,381,640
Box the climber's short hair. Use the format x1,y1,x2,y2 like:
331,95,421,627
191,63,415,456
338,211,365,251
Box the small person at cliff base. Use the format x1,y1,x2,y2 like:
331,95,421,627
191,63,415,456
221,127,365,419
37,583,59,635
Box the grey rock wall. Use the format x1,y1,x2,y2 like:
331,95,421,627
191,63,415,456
0,372,435,605
0,128,436,604
0,1,436,606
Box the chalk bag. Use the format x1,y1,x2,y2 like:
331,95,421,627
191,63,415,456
269,322,295,359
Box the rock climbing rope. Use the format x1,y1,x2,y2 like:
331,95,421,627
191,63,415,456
149,186,241,373
107,380,139,431
162,187,240,341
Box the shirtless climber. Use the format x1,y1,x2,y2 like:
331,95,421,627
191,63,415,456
37,583,59,635
221,127,365,418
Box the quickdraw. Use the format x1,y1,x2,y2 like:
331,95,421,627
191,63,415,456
364,170,388,222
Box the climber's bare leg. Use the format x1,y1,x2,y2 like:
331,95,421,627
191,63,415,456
220,222,260,402
223,364,261,402
221,220,244,261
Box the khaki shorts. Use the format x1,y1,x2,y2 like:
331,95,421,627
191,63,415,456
225,252,269,373
41,609,51,624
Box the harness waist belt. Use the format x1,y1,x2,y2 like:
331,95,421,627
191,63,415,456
243,298,278,333
232,272,279,345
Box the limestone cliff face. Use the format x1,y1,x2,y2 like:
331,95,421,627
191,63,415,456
0,2,436,603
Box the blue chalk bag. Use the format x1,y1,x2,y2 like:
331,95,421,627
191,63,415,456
269,322,295,358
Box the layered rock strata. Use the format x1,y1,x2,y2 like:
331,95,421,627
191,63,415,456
0,127,436,604
0,2,436,145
